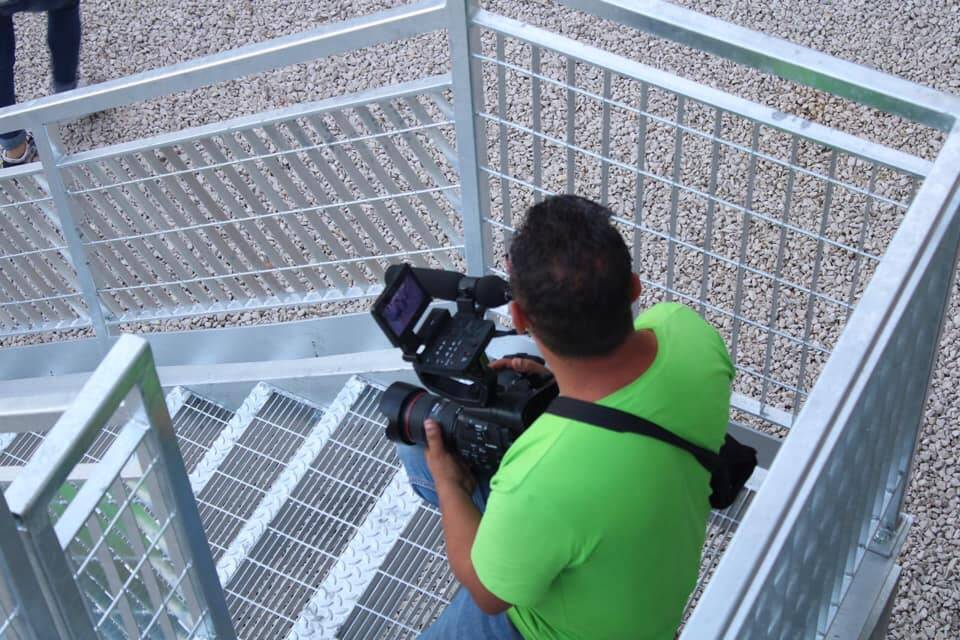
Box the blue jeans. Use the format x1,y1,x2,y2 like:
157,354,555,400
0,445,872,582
395,443,525,640
0,0,81,150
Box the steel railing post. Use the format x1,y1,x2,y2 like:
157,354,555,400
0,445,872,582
16,507,98,640
880,199,960,542
32,122,111,346
447,0,492,276
137,347,238,639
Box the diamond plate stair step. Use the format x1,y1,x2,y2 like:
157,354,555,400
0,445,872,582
209,377,431,640
7,377,765,640
189,383,325,565
212,378,361,638
306,381,766,640
283,378,453,640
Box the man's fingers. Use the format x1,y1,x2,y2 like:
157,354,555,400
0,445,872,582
490,357,528,371
424,420,443,450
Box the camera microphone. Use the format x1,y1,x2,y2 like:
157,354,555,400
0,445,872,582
385,264,511,308
474,275,511,308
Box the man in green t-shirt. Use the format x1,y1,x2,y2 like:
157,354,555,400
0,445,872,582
396,195,734,639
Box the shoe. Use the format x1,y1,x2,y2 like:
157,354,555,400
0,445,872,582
52,77,83,94
2,134,38,168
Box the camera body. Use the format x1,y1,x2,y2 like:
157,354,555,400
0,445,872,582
371,264,557,474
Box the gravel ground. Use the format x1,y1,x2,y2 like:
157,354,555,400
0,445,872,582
3,0,959,636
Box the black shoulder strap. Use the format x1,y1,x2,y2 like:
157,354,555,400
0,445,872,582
546,396,721,474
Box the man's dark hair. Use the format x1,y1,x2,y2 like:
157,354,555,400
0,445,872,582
508,195,634,358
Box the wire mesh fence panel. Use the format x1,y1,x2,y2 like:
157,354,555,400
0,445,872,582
469,18,927,424
3,336,235,640
696,170,960,638
53,79,463,330
60,420,214,639
0,166,90,337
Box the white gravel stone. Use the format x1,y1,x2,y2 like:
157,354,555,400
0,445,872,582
2,0,958,636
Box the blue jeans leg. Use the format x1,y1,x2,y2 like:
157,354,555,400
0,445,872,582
419,587,524,640
395,442,492,511
47,0,80,92
0,13,25,150
394,443,523,640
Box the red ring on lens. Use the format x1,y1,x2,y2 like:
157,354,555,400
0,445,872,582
403,391,426,443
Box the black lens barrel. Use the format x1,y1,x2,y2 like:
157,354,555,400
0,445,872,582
379,382,462,449
380,382,422,445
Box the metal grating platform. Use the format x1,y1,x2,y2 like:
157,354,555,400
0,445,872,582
173,394,236,473
0,389,233,471
0,432,46,466
196,378,763,639
682,477,760,621
195,392,322,561
337,504,454,640
0,425,117,466
225,385,408,639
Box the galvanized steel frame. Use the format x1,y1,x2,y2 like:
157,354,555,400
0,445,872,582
0,491,60,640
4,334,237,639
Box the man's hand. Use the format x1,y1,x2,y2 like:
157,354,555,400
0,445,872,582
424,420,476,496
425,419,511,616
490,356,552,378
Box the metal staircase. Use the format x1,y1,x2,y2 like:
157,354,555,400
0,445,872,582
0,373,759,639
0,0,956,637
140,378,449,639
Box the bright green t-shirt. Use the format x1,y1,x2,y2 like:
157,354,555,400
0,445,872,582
471,302,734,640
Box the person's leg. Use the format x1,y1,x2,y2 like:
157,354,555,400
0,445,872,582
419,588,524,640
47,0,79,93
394,442,491,511
0,12,27,153
395,445,515,638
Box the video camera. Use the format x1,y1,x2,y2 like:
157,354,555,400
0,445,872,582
371,263,558,474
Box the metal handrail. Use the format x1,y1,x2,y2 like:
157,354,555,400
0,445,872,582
0,0,446,132
562,0,960,130
472,9,933,177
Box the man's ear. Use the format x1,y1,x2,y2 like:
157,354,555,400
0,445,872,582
630,273,642,303
509,300,529,335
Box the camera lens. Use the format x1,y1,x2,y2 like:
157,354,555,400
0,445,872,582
379,382,459,447
379,382,441,445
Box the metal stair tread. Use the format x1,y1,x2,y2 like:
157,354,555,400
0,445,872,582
189,385,324,564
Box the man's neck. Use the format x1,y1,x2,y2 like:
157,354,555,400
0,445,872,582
540,330,658,403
